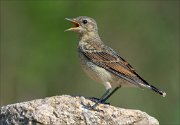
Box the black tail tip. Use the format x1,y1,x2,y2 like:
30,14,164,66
150,85,166,97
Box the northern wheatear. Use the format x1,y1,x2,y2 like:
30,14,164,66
65,16,166,109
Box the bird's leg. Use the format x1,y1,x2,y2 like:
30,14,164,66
91,88,112,109
101,86,121,103
91,86,121,109
90,87,120,103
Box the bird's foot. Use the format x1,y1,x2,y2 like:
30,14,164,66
88,97,110,105
83,103,103,112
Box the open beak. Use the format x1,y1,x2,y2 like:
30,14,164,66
65,18,80,32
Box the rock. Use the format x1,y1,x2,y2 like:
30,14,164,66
0,95,159,125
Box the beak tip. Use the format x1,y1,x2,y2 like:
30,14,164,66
64,28,72,32
65,18,72,21
64,29,69,32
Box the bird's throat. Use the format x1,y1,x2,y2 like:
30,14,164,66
79,31,102,44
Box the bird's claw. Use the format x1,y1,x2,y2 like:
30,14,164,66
82,102,103,112
88,97,110,105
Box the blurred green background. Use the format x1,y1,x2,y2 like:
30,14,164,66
0,1,179,124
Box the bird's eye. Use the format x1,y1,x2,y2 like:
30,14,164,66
82,20,88,24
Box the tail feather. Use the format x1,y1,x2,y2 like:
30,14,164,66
134,73,166,97
149,85,166,97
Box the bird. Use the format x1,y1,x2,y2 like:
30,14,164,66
65,16,166,109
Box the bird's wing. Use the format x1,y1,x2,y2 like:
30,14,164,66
105,46,136,72
80,46,149,87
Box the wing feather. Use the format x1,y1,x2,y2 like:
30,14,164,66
79,45,150,87
83,50,136,77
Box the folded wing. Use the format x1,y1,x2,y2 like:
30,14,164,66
80,46,149,87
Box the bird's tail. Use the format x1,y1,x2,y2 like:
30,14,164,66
138,82,166,97
135,73,166,97
148,84,166,97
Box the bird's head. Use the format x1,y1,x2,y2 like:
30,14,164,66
65,16,98,35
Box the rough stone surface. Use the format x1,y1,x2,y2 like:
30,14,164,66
0,95,159,125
